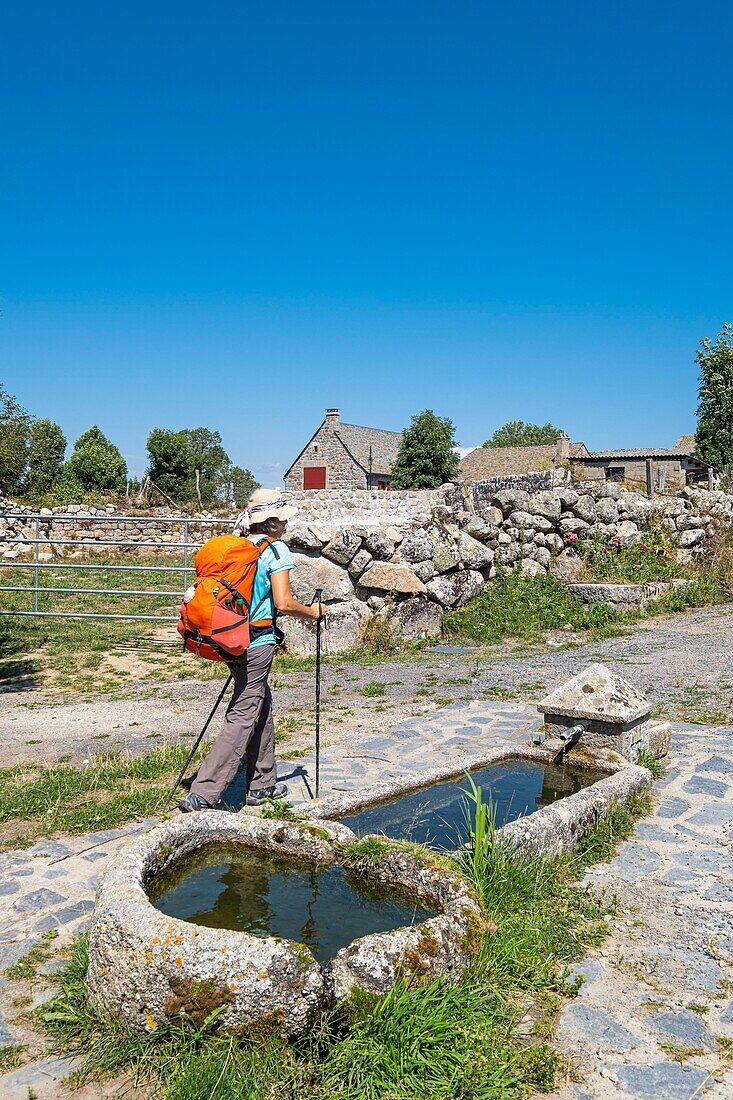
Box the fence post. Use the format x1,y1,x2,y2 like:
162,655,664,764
646,459,655,497
33,516,40,613
183,520,189,594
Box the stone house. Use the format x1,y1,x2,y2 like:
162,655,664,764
283,408,403,491
459,437,589,482
568,446,714,490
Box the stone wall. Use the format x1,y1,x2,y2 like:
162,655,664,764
0,489,451,560
2,483,731,657
469,471,565,509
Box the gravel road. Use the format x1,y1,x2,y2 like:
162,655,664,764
0,603,731,769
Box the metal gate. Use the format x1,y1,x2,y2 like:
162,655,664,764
0,513,231,621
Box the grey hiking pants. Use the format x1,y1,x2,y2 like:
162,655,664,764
190,643,277,806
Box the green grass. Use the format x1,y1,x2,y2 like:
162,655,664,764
4,929,59,980
0,1044,27,1072
443,572,624,646
0,743,211,850
443,569,728,650
580,533,682,584
36,781,653,1100
637,749,666,780
357,681,387,697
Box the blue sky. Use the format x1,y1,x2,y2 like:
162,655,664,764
1,1,731,483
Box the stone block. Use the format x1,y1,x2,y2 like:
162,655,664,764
390,598,443,640
284,599,370,656
538,663,652,762
359,562,427,595
426,569,483,608
290,553,354,602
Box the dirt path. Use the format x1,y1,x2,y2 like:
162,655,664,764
0,604,731,769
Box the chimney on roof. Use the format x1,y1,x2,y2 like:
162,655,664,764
325,408,340,424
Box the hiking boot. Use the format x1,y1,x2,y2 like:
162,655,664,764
178,792,212,813
246,782,288,806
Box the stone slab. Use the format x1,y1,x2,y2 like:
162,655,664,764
560,1004,640,1053
608,1061,711,1100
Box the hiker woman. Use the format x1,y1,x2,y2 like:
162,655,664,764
179,488,324,812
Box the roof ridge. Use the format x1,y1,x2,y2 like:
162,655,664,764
337,421,403,437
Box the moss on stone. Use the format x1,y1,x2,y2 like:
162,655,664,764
345,984,382,1023
287,940,317,968
163,975,235,1026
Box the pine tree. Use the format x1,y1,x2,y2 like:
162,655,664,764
696,323,733,472
390,410,459,489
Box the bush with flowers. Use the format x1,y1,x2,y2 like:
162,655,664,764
581,526,681,583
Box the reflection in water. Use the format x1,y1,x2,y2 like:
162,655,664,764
149,846,435,962
340,759,601,851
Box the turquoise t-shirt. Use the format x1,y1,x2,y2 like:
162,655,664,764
247,536,294,649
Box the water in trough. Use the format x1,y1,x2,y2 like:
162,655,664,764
339,758,601,851
149,846,435,962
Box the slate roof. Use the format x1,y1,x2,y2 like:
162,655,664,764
583,447,706,461
334,422,403,475
674,435,696,452
459,441,588,481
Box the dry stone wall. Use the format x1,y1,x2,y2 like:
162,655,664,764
1,483,731,656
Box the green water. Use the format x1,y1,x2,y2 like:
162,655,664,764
340,758,601,851
149,845,435,962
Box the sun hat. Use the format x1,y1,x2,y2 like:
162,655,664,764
232,488,298,536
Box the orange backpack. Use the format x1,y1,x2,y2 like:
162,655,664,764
177,534,278,662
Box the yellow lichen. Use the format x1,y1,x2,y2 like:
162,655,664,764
151,936,160,945
145,1014,158,1031
145,951,153,963
174,956,183,967
229,981,238,991
220,946,229,954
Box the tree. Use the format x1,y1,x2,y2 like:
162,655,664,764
64,425,127,493
147,429,193,501
390,409,459,489
696,323,733,472
26,418,66,495
146,426,238,504
231,465,259,506
184,427,232,503
483,421,565,448
0,384,32,496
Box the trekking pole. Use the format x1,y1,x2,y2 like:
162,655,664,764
312,588,324,799
166,672,233,806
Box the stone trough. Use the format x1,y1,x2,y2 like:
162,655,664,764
87,812,485,1037
88,665,664,1038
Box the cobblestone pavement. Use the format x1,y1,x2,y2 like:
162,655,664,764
2,705,733,1097
550,722,733,1100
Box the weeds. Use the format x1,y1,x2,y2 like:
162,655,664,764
357,681,387,698
0,744,209,849
443,572,623,645
637,750,666,780
357,610,402,658
0,1044,26,1072
4,929,60,980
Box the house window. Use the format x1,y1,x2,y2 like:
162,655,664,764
376,479,389,490
605,466,625,481
303,466,326,489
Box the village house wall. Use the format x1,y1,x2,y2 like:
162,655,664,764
284,423,366,492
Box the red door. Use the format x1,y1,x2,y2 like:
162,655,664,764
303,466,327,489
